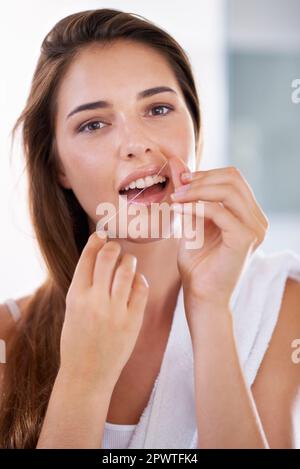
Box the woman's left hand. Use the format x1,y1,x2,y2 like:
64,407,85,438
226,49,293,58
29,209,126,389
168,156,269,313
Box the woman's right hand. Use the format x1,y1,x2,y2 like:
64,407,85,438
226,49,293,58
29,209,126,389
59,231,149,392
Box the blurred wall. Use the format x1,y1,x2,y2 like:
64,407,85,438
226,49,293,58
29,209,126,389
227,0,300,255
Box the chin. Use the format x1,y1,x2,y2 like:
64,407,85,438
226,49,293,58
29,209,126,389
106,219,179,242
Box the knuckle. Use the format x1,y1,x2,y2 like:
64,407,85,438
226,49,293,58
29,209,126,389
227,166,241,178
211,201,224,212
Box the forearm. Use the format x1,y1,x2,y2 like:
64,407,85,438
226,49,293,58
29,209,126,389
187,303,269,449
36,369,113,448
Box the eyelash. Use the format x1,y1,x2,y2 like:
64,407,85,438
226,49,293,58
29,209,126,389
77,104,174,134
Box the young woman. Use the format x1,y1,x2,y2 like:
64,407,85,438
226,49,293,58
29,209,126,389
0,9,300,449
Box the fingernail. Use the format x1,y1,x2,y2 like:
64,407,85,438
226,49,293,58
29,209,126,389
171,192,185,200
96,229,108,239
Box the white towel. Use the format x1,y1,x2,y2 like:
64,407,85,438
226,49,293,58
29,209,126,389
124,247,300,449
231,248,300,386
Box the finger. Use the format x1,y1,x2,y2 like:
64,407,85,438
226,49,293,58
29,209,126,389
171,201,258,252
171,182,265,244
127,272,149,317
92,241,122,299
111,254,137,305
168,155,191,192
69,230,108,292
181,167,269,230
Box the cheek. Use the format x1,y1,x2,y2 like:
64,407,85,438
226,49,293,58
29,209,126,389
59,144,116,217
161,117,196,170
60,131,110,179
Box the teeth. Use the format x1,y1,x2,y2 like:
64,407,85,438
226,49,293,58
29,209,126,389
122,175,167,191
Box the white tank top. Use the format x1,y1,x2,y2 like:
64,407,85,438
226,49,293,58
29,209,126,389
2,298,137,449
102,422,136,449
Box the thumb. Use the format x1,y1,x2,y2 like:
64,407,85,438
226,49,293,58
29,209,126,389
168,156,191,191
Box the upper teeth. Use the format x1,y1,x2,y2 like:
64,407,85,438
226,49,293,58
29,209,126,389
122,175,167,191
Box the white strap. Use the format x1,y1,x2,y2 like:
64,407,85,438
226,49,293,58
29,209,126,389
3,299,22,322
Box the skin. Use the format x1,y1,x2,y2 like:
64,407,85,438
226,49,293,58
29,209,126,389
1,39,300,448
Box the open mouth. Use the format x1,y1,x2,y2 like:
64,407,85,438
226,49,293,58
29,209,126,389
119,177,170,205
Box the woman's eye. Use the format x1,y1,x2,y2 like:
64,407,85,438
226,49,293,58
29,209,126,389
148,105,173,116
77,106,173,133
78,120,107,133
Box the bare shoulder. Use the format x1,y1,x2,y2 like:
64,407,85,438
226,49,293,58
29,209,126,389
251,277,300,448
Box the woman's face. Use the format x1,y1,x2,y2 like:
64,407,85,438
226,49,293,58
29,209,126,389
55,40,196,240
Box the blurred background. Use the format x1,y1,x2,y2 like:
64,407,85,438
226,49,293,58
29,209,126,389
0,0,299,299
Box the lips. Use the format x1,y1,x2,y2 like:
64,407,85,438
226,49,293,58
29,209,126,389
117,164,169,192
123,179,170,204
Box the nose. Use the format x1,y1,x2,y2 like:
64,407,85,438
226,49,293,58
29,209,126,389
117,117,156,160
123,142,151,159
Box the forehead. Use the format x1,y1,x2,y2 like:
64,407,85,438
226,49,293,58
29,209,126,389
57,40,182,109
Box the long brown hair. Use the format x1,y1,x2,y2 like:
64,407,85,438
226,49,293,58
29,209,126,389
0,8,201,448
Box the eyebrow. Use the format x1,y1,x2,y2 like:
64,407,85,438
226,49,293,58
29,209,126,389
66,86,176,119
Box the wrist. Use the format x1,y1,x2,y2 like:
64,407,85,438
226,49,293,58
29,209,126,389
182,281,232,312
183,296,234,348
55,367,115,401
185,301,233,331
183,290,232,318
